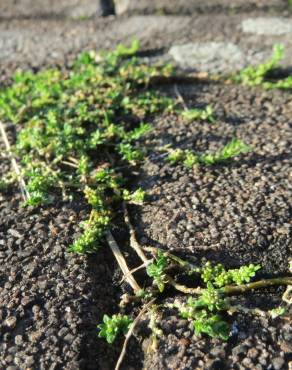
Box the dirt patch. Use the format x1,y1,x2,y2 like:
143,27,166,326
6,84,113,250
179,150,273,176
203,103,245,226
126,82,292,368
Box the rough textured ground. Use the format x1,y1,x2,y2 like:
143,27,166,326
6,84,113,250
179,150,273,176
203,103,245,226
0,1,291,370
0,132,122,369
131,82,292,369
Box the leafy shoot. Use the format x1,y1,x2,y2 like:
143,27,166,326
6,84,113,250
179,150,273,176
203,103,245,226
98,314,133,344
182,106,215,123
146,251,169,292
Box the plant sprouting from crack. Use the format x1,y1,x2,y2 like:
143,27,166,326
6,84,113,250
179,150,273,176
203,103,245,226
235,44,292,90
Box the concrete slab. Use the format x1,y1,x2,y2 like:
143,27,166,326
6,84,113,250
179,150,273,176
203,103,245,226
0,0,112,19
114,0,288,15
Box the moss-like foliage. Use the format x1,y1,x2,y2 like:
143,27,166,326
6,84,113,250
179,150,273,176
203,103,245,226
0,40,174,252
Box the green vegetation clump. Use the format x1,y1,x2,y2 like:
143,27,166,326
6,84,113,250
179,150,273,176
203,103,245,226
181,105,215,123
2,41,290,349
0,40,174,253
165,258,264,341
167,138,250,168
146,251,169,292
235,44,292,89
201,261,261,287
98,314,132,343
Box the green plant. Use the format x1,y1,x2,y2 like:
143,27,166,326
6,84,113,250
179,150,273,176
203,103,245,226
98,314,133,344
168,262,261,340
235,44,292,90
235,44,284,86
192,311,230,340
269,307,285,318
0,40,174,253
201,261,261,287
123,188,145,204
199,139,250,165
69,209,111,253
166,139,250,168
182,106,215,123
146,251,169,292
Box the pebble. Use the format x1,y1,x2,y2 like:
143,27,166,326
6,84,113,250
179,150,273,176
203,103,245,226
272,357,285,370
4,316,17,329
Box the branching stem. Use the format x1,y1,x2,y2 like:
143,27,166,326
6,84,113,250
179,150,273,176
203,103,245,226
223,277,292,295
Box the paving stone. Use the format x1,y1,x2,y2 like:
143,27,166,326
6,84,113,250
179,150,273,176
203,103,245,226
0,0,111,19
114,0,288,15
1,14,292,76
168,42,245,73
242,17,292,35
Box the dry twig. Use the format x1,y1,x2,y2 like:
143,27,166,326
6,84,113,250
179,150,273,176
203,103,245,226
115,299,156,370
0,120,29,201
106,231,141,293
123,202,149,264
174,84,188,111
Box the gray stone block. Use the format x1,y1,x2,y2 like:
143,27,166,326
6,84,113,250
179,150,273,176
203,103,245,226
169,42,245,73
0,0,112,19
114,0,287,15
242,17,292,35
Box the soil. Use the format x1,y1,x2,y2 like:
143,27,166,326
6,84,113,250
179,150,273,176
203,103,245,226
131,82,292,369
0,2,291,370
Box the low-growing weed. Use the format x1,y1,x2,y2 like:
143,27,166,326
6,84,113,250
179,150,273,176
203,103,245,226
199,139,250,165
167,139,250,168
181,105,215,123
98,314,133,344
0,40,174,252
201,261,261,287
235,44,284,86
146,251,169,292
235,44,292,89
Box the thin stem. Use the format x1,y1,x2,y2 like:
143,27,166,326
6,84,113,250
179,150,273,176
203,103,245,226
61,160,79,168
228,305,266,317
0,121,29,201
119,260,152,284
223,277,292,295
115,299,156,370
106,231,141,293
282,285,292,304
166,275,201,295
174,84,188,111
143,246,197,270
123,202,149,264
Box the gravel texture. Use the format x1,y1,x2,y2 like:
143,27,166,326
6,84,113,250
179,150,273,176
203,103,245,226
129,82,292,369
0,132,121,369
134,83,292,275
0,2,291,370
